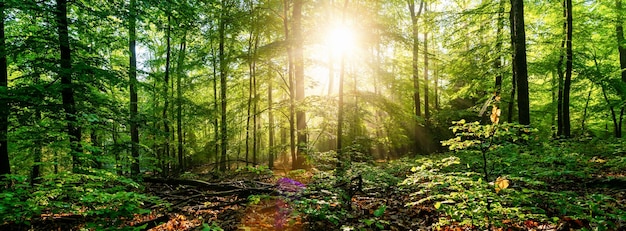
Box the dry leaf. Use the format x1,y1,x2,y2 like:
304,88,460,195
495,176,509,193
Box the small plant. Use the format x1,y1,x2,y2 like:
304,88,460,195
201,222,224,231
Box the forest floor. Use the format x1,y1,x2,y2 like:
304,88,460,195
3,140,626,231
137,153,626,231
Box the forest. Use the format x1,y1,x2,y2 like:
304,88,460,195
1,0,626,230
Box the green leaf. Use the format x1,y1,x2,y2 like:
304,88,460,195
373,205,386,217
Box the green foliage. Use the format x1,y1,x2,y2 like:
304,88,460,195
0,170,163,230
402,138,626,229
201,222,224,231
235,165,272,175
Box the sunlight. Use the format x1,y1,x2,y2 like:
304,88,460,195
325,24,357,55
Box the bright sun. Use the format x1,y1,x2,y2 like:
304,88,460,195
326,24,357,55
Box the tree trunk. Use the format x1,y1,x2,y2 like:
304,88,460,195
162,14,172,174
219,1,228,171
563,0,573,136
0,0,9,178
57,0,83,172
408,0,424,153
494,0,504,97
283,0,297,169
268,69,275,169
293,0,307,169
556,0,566,136
581,85,593,133
129,0,140,176
252,35,259,166
424,30,430,121
176,31,187,171
510,0,530,125
617,0,626,137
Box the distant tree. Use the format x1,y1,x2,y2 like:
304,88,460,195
129,0,140,176
0,0,9,178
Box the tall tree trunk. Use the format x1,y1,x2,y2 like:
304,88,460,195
337,0,349,169
176,31,187,171
209,28,220,172
0,0,9,178
293,0,307,169
268,69,275,169
57,0,83,172
219,1,228,171
423,35,429,121
129,0,140,176
562,0,573,136
283,0,297,169
556,0,566,136
252,36,259,166
495,0,504,97
507,2,516,123
617,0,626,137
162,14,172,174
510,0,530,125
408,0,424,153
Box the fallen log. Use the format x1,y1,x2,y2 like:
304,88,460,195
143,177,242,191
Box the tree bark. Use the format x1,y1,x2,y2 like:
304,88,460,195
283,0,296,169
408,0,424,153
293,0,307,169
0,0,9,178
268,68,275,169
562,0,573,137
129,0,140,176
219,0,228,171
57,0,83,172
176,31,187,171
510,0,530,125
617,0,625,137
162,14,172,174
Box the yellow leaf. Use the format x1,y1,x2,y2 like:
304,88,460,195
495,176,509,193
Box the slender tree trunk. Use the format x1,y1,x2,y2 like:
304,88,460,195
617,0,626,137
293,0,307,169
563,0,573,136
245,35,252,165
617,0,626,83
495,0,504,97
581,85,593,133
0,0,9,178
209,28,220,172
408,0,424,153
511,0,530,125
268,69,275,169
252,35,259,166
556,0,566,136
507,2,516,123
162,14,172,174
337,0,349,169
129,0,140,176
176,32,187,171
283,0,297,169
31,108,42,183
219,1,228,171
424,31,430,121
57,0,83,172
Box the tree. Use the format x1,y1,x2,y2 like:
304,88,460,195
56,0,83,172
293,0,307,169
218,0,229,172
0,0,9,178
129,0,140,176
510,0,530,125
